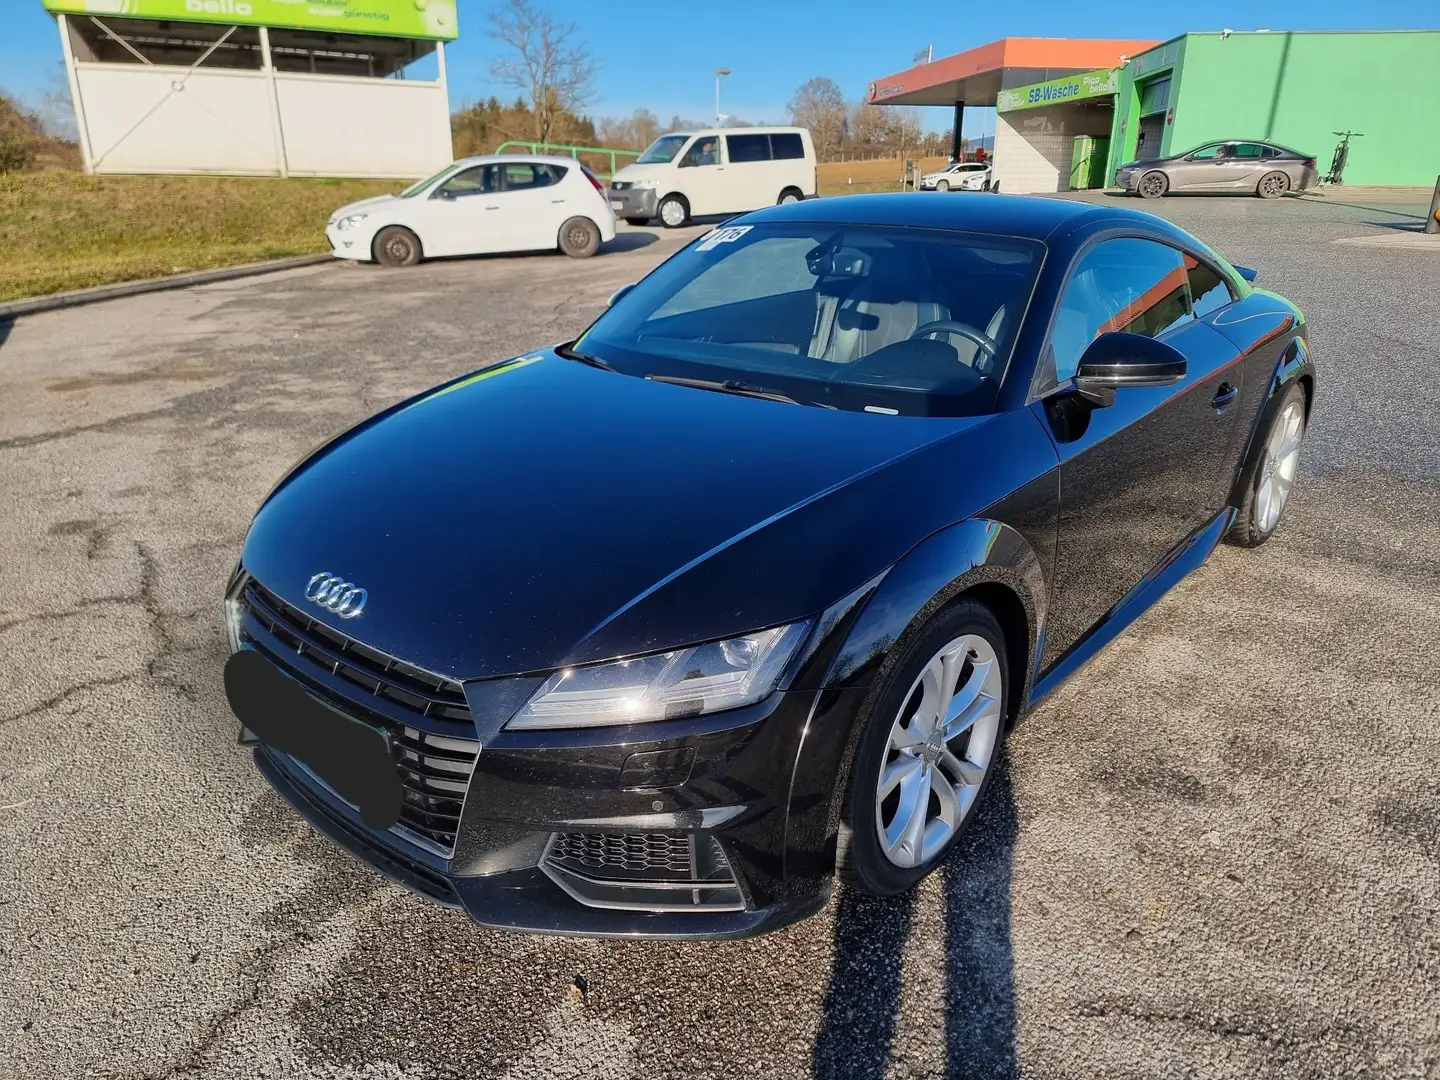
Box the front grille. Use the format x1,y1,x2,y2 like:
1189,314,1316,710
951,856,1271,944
239,577,478,855
542,831,745,913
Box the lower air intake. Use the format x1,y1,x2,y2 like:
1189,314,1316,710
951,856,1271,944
542,831,745,913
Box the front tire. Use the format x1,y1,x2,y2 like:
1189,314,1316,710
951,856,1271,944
1257,171,1290,199
838,600,1008,896
657,194,689,228
557,216,601,258
1226,381,1307,548
936,179,950,192
1138,171,1168,199
372,226,421,267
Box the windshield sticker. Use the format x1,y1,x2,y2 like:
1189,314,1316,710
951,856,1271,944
696,225,753,252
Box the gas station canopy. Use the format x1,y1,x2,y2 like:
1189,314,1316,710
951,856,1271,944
867,37,1156,107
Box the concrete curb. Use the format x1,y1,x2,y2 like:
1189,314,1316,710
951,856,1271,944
0,254,334,321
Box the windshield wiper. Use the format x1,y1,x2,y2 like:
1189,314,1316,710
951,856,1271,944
556,342,615,371
646,374,802,405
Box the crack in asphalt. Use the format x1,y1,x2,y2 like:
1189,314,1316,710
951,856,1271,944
0,406,177,454
0,671,139,729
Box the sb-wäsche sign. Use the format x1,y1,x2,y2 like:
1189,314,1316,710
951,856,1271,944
996,68,1119,113
40,0,459,40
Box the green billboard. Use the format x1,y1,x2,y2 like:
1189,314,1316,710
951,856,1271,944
997,68,1119,113
41,0,459,40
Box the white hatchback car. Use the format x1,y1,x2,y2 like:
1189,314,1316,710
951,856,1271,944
919,161,992,192
326,154,618,266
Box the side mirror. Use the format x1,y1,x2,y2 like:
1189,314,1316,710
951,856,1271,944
607,283,636,308
431,188,455,200
1073,332,1187,407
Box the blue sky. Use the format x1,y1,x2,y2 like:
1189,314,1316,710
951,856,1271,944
3,0,1433,141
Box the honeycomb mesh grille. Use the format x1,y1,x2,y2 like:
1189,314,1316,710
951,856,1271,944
549,832,695,879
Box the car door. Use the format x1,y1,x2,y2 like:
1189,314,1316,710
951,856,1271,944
413,164,501,256
674,136,726,215
1217,142,1269,191
1031,236,1245,668
1168,143,1225,190
724,132,774,209
491,161,568,251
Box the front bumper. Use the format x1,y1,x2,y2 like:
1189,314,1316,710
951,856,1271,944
231,574,859,938
325,222,371,260
607,186,658,220
1114,169,1138,191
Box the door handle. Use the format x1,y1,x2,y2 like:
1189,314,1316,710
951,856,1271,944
484,205,500,211
1212,382,1239,411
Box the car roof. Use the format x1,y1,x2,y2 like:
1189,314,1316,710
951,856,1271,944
452,154,587,169
746,192,1125,241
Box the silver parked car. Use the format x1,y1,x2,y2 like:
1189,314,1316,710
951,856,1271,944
1115,140,1319,200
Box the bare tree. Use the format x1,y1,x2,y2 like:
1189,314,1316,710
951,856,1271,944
486,0,595,146
788,77,847,161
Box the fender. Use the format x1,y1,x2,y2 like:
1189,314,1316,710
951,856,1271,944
1226,333,1315,508
780,512,1052,896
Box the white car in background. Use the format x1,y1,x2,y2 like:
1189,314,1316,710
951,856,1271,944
920,161,992,192
326,154,617,267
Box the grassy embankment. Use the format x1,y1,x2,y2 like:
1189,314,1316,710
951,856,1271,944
0,158,946,303
0,172,397,303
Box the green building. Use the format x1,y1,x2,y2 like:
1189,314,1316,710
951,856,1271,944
1106,30,1440,187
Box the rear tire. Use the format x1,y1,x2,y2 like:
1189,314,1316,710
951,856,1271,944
1257,171,1290,199
778,187,804,205
557,216,601,258
623,216,651,226
837,599,1009,896
1226,380,1307,548
1138,171,1168,199
372,226,421,267
658,194,690,228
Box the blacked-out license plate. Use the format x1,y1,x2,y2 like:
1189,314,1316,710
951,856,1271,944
224,649,402,830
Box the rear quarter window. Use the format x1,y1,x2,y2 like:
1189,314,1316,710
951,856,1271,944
770,133,805,160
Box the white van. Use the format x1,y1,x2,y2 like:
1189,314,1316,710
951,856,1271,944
607,128,817,228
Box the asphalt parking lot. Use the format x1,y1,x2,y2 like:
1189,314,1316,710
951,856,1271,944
1,191,1437,1080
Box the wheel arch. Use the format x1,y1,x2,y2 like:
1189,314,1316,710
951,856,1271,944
371,223,423,263
1225,333,1315,507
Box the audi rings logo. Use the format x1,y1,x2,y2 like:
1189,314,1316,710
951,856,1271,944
304,572,368,619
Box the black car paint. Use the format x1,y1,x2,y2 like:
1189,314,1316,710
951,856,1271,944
232,194,1313,937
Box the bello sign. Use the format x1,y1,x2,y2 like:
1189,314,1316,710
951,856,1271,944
997,68,1118,113
40,0,459,39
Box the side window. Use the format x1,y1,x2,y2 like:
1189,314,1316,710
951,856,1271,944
770,133,805,160
499,163,559,190
1185,255,1235,318
726,133,771,163
1232,143,1266,160
1047,238,1192,385
1188,144,1224,161
679,138,720,168
436,165,496,197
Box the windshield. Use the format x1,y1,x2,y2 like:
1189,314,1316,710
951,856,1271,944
575,223,1044,417
399,165,455,197
636,135,691,165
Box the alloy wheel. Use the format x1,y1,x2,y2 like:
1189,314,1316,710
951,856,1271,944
875,634,1003,868
1255,400,1304,532
1261,173,1289,198
1140,173,1166,198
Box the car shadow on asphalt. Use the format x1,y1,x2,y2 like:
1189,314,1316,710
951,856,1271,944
811,757,1021,1080
0,317,13,352
600,232,660,254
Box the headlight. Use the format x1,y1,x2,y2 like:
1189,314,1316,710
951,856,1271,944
506,622,809,730
335,214,368,231
631,179,658,190
222,570,246,654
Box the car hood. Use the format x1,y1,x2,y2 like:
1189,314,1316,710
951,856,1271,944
328,194,405,222
1119,159,1167,171
240,351,999,680
609,163,674,185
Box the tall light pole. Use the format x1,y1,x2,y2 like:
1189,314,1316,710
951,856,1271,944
715,67,731,126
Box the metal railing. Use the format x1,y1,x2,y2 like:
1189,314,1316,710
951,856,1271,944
494,140,641,179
